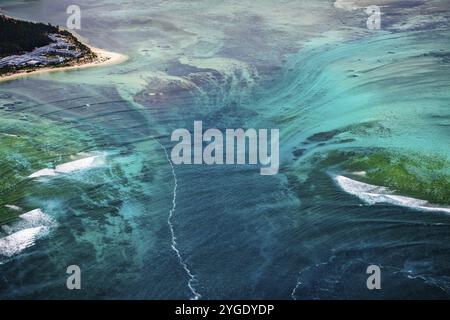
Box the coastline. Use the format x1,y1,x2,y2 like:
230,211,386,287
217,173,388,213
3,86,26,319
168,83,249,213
0,45,128,83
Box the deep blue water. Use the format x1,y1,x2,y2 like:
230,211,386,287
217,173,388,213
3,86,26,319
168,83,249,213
0,0,450,299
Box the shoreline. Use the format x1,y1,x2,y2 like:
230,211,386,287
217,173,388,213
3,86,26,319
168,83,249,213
0,44,128,84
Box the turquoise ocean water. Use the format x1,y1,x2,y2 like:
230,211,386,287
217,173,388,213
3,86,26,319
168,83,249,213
0,0,450,299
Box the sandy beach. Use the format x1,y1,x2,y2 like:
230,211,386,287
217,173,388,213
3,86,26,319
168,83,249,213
0,45,128,83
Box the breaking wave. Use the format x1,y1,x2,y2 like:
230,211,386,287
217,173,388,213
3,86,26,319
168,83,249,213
335,175,450,214
0,209,55,261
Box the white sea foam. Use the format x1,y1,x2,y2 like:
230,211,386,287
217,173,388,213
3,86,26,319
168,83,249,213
161,142,201,300
4,204,22,211
2,133,19,138
335,175,450,214
334,0,360,11
55,156,97,173
19,209,53,227
352,171,367,177
0,209,55,259
0,226,47,257
28,154,105,178
29,168,57,178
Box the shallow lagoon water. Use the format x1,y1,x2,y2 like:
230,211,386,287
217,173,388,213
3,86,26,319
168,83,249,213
0,0,450,299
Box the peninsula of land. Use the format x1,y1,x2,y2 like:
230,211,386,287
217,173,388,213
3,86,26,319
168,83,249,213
0,14,127,82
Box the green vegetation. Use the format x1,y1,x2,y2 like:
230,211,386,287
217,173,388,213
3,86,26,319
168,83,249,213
0,110,94,225
0,15,58,58
0,15,96,76
59,29,94,57
324,149,450,205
